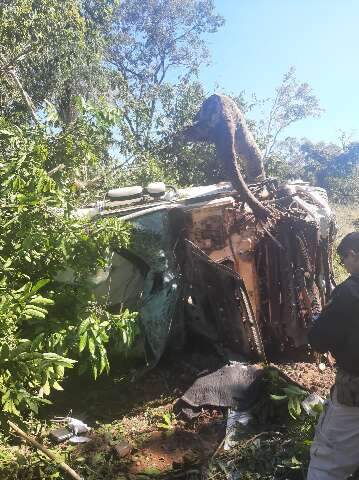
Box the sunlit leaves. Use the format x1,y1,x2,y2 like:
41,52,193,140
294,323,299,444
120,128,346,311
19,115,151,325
0,113,133,423
76,308,138,379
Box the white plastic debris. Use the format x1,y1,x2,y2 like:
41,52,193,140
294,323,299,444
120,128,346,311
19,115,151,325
224,409,253,451
301,393,325,416
69,436,91,444
66,418,90,435
318,362,326,371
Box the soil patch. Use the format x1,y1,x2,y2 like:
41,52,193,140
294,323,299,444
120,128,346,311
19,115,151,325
273,361,336,397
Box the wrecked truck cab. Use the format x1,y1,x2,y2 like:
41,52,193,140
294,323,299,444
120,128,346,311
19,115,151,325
73,180,335,366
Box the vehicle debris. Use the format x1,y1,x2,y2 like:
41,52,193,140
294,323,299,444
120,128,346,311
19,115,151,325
224,408,253,451
63,96,336,369
76,178,335,367
113,440,132,458
301,392,325,416
49,427,73,444
49,416,91,445
68,436,92,444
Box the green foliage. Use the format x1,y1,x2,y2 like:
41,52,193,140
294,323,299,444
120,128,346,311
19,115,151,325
76,307,139,379
157,412,177,430
259,67,323,162
0,0,113,124
219,418,316,480
105,0,224,148
265,369,308,419
300,140,359,203
0,109,138,424
209,368,322,480
155,81,220,186
0,280,76,422
270,384,307,419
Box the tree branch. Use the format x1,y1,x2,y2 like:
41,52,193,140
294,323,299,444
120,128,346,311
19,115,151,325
265,118,298,159
0,52,38,123
7,67,39,123
0,46,38,123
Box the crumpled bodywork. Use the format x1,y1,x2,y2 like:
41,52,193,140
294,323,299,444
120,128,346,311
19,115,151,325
82,180,335,364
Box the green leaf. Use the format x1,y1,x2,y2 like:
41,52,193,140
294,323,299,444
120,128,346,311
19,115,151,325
99,352,107,374
27,399,39,414
79,318,90,334
23,308,46,319
79,332,88,353
30,279,50,294
42,381,51,396
283,385,307,396
25,304,48,314
2,390,11,404
88,336,95,355
3,258,12,269
30,295,54,305
270,394,287,401
288,396,301,418
0,129,14,136
52,381,64,391
42,353,76,366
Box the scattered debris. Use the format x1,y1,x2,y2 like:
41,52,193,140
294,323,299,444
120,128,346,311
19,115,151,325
8,421,83,480
114,440,132,458
271,361,336,397
181,362,263,410
49,427,73,444
68,436,92,444
66,418,90,435
224,409,253,451
301,393,325,416
49,416,91,446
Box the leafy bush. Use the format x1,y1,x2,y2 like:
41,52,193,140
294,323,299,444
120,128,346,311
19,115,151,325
0,111,137,426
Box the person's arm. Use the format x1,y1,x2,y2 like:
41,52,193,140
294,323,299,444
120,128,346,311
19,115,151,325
308,284,352,353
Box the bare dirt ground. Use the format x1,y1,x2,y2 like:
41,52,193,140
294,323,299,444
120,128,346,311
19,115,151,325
273,361,335,397
42,354,335,479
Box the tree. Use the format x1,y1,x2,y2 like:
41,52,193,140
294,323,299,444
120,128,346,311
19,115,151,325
257,67,322,162
153,81,219,186
264,134,359,202
0,0,113,124
300,140,359,203
105,0,224,152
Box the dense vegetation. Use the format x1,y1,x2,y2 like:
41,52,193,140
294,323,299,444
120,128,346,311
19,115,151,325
0,1,358,478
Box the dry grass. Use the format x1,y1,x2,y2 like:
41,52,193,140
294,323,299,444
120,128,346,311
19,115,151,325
331,203,359,283
333,203,359,239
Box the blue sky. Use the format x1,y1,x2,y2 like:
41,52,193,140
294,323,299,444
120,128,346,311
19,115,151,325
198,0,359,143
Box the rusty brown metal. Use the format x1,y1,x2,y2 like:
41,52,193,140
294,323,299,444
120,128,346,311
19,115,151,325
174,186,335,361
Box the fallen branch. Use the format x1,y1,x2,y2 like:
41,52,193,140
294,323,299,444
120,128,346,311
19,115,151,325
8,421,83,480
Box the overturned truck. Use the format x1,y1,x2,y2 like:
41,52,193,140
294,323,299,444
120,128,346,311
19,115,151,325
81,95,336,366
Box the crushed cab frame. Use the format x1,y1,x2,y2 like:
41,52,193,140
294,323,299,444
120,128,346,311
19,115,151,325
77,179,335,366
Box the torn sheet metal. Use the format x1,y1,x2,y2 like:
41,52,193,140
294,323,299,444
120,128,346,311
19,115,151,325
181,239,265,359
